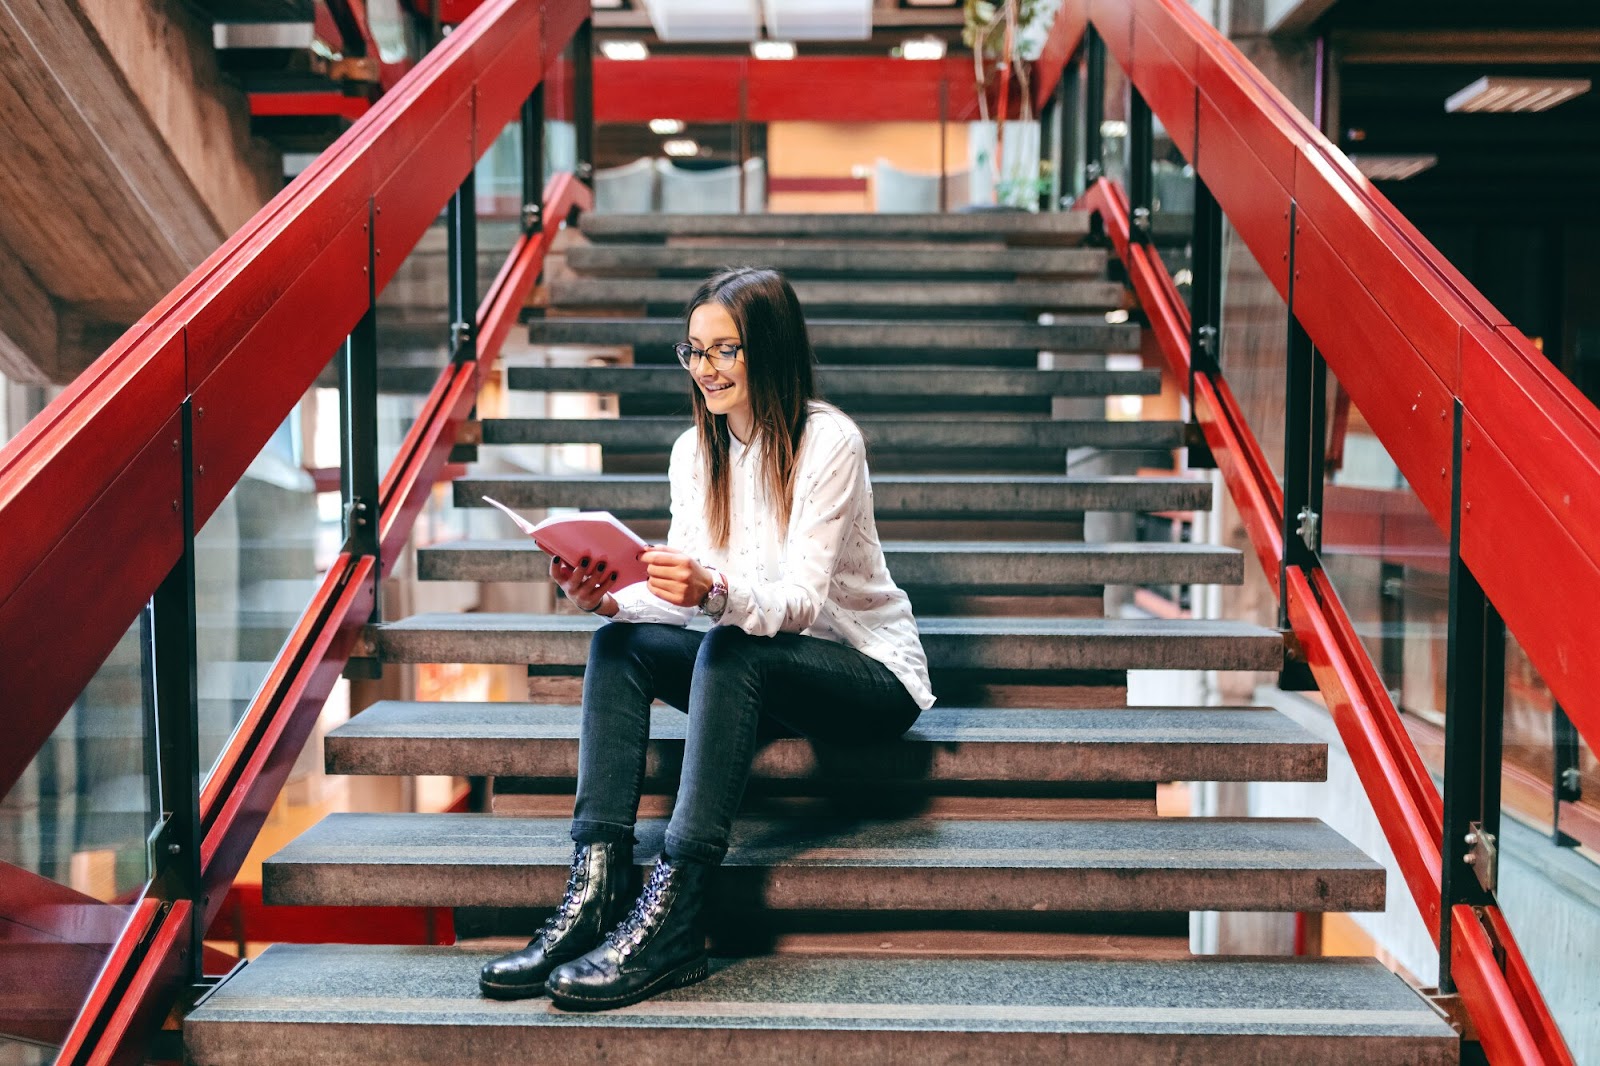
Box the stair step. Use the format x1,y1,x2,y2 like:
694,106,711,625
504,364,1158,398
371,615,1285,673
527,316,1141,358
325,704,1326,784
262,814,1383,912
185,947,1457,1066
566,243,1108,278
417,539,1243,588
549,278,1127,313
452,474,1210,520
476,417,1184,452
579,212,1093,242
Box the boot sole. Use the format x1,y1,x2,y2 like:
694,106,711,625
546,956,710,1012
479,979,550,1001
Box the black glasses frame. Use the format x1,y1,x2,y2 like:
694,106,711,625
674,342,743,370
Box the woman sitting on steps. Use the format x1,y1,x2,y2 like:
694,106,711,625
478,266,934,1011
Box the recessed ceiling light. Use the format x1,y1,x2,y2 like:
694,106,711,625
899,37,946,61
1446,75,1591,114
600,40,649,61
649,118,686,135
663,139,700,157
751,40,797,60
1349,154,1439,181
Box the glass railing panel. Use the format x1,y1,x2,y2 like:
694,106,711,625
545,37,578,187
0,618,151,1062
1216,216,1289,485
375,216,451,476
476,113,525,303
1148,114,1195,311
595,121,765,214
1098,41,1130,187
1318,364,1450,743
195,391,342,780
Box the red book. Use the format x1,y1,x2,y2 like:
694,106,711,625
482,496,652,589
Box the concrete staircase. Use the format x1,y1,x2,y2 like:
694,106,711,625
184,212,1458,1063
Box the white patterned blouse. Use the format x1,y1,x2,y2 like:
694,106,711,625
607,401,935,710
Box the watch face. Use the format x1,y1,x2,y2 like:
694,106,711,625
705,590,727,617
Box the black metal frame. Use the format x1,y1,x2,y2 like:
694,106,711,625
447,170,479,364
148,400,202,981
573,18,594,187
1553,704,1582,847
522,87,545,234
1438,400,1508,995
1083,30,1105,184
1127,90,1153,243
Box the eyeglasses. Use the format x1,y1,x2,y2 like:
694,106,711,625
674,342,742,371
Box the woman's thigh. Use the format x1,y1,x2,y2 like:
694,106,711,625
697,628,919,744
586,621,704,712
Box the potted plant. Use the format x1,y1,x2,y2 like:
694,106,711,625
963,0,1055,209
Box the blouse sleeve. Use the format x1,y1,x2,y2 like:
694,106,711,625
605,429,702,627
718,419,864,636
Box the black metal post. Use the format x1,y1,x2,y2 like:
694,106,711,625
1188,178,1223,399
573,18,595,186
1280,203,1324,617
522,86,545,234
938,79,950,212
1128,90,1153,242
1038,91,1057,214
1084,30,1105,184
1060,56,1083,205
340,198,381,629
1553,703,1581,846
150,399,202,980
447,170,478,364
1438,399,1507,994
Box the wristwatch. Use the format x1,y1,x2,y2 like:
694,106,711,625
700,569,728,621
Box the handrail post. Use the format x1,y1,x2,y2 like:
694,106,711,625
1188,177,1223,411
1056,54,1080,207
573,16,595,187
1438,398,1507,994
1083,29,1105,184
340,198,381,627
1279,202,1325,687
1128,89,1152,241
522,86,545,233
148,399,202,982
1553,704,1581,846
448,169,478,364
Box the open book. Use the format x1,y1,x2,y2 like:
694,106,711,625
481,496,652,589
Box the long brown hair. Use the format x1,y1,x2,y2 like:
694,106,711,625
685,268,818,549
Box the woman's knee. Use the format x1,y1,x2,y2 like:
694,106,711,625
693,624,762,672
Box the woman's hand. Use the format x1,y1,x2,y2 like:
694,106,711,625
640,546,715,608
551,553,619,614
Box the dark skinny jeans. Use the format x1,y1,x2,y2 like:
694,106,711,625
571,621,922,865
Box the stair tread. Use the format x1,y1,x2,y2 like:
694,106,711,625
263,813,1384,912
579,212,1094,240
186,947,1456,1063
552,278,1124,308
325,703,1327,783
451,473,1212,519
526,316,1140,353
372,613,1286,671
477,416,1184,449
504,365,1160,396
566,243,1108,276
417,538,1243,588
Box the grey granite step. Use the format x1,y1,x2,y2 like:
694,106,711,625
325,704,1326,784
476,416,1184,453
504,364,1159,398
550,278,1127,313
527,316,1141,358
566,243,1108,278
452,474,1210,520
262,814,1383,913
185,947,1458,1066
417,539,1243,588
579,212,1093,242
370,615,1285,673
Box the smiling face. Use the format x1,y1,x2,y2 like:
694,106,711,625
687,300,752,438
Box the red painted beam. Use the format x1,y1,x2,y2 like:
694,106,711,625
249,92,372,120
206,884,453,947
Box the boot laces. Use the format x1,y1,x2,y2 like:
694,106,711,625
535,855,589,944
606,860,674,952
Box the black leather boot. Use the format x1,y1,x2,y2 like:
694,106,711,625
544,855,712,1011
478,840,633,1000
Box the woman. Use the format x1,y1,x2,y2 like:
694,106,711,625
479,267,933,1011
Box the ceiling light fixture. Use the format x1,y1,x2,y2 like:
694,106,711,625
751,40,797,60
899,37,946,61
1349,154,1439,181
599,40,649,61
663,139,701,157
1445,75,1591,114
650,118,687,135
